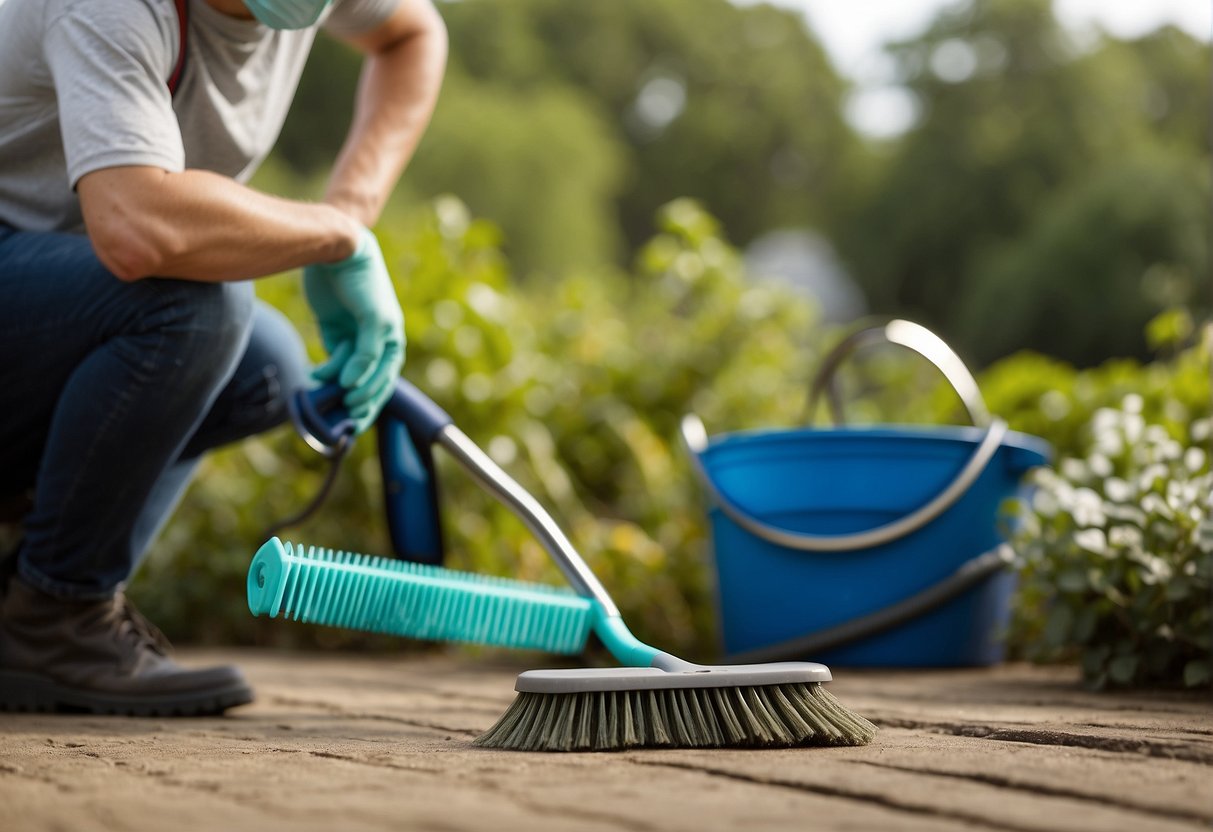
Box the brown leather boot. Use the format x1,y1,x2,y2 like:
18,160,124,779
0,579,253,716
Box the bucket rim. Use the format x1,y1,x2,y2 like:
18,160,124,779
701,423,1051,462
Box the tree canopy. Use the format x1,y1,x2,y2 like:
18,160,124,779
273,0,1210,366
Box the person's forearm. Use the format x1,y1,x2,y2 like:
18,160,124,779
79,166,361,282
324,6,448,226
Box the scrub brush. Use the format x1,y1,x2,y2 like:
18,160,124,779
248,380,876,751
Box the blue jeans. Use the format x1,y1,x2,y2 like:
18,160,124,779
0,225,310,600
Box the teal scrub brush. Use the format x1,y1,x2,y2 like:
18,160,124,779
248,380,876,752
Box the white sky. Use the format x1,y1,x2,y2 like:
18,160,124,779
751,0,1212,137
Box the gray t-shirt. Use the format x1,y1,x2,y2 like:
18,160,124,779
0,0,399,232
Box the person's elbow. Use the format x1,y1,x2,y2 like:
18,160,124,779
361,0,448,66
426,4,449,63
79,168,178,281
87,217,169,281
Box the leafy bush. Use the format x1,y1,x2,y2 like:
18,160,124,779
1010,395,1211,689
998,315,1212,689
964,309,1212,462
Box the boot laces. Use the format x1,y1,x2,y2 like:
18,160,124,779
113,594,174,656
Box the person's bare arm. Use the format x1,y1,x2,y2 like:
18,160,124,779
76,1,445,283
323,0,448,226
78,166,361,282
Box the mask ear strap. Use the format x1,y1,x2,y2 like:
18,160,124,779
168,0,189,97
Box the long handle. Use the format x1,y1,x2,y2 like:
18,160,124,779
381,380,622,617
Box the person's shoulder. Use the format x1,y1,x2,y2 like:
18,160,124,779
323,0,401,38
44,0,178,61
45,0,177,41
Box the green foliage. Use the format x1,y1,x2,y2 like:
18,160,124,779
402,78,627,276
958,151,1209,366
836,0,1210,365
274,0,1209,366
981,311,1212,689
1009,386,1212,689
279,0,859,276
967,311,1212,461
438,0,859,250
129,199,825,658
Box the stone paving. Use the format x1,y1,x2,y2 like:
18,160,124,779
2,650,1210,831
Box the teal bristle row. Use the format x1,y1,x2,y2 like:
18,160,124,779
247,538,593,654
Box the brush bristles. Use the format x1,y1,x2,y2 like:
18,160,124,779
474,683,876,752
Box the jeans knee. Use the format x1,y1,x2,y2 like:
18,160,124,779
145,281,255,388
189,281,255,352
171,283,253,375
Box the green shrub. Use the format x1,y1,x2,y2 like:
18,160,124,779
1002,318,1212,689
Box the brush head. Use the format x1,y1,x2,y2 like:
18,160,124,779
511,661,832,692
473,679,877,752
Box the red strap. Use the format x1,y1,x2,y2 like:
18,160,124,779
167,0,188,97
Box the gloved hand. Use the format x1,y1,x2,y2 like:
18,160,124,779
304,227,404,434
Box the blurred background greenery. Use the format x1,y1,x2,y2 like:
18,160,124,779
129,0,1210,686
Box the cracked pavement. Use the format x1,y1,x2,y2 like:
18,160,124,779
2,651,1211,831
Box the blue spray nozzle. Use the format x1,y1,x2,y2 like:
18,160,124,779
288,385,357,458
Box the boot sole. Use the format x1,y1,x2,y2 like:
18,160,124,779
0,669,254,717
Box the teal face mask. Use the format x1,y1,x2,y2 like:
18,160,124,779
244,0,332,30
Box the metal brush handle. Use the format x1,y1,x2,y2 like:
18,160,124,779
381,381,622,618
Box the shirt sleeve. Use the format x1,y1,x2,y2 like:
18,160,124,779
43,0,185,187
323,0,402,38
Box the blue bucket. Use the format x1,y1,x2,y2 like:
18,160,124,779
682,320,1051,667
691,424,1049,666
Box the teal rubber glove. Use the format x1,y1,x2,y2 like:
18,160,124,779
304,227,405,434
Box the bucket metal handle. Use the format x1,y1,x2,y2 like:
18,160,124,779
807,319,990,427
680,415,1008,552
680,318,1005,552
725,544,1016,662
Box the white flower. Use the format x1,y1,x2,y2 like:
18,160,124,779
1137,464,1169,492
1088,453,1113,477
1094,429,1125,459
1143,424,1170,446
1091,408,1121,435
1123,413,1145,443
1166,478,1202,512
1192,418,1211,442
1061,458,1088,482
1104,503,1148,526
1073,528,1107,555
1103,477,1133,503
1133,552,1173,584
1140,493,1174,519
1071,487,1106,527
1107,525,1143,549
1033,489,1060,517
1184,447,1207,473
1158,439,1184,462
1040,390,1070,420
